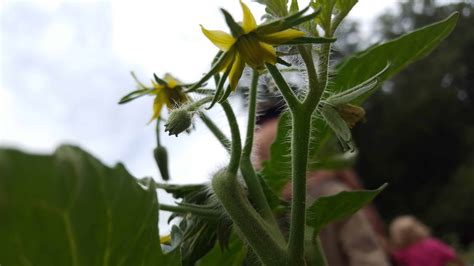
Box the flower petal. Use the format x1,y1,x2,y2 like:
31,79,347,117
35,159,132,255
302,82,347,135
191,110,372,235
228,54,246,90
259,29,305,44
200,25,236,52
240,1,257,33
164,73,179,88
149,96,166,123
259,42,277,64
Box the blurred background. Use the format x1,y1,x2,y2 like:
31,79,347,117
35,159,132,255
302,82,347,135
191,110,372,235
1,0,472,260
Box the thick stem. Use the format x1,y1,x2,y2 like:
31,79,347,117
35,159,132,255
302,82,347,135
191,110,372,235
287,109,312,265
299,46,323,109
220,101,241,175
212,171,287,265
240,69,285,242
199,112,231,152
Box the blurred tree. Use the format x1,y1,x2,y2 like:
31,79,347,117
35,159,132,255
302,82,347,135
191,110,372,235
353,0,474,246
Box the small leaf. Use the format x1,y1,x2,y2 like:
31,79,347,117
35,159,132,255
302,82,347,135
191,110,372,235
306,184,387,233
187,51,232,92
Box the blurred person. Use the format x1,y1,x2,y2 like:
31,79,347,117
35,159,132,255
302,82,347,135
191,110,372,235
389,215,464,266
253,116,390,266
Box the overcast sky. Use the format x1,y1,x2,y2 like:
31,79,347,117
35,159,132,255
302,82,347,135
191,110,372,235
0,0,405,230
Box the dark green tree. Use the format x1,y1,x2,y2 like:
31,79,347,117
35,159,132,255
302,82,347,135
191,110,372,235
353,0,474,246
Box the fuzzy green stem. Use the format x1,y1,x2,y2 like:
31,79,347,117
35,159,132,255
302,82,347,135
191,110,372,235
159,203,220,218
155,119,161,146
287,108,312,265
199,112,231,152
265,63,301,111
317,43,332,92
240,70,284,242
220,101,241,175
299,46,323,109
212,171,287,265
187,96,213,112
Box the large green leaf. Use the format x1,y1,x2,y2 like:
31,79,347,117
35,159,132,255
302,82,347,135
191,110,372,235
306,184,386,233
260,13,458,196
328,12,459,102
0,145,178,265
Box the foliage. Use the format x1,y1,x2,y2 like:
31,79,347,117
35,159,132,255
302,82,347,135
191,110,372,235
352,0,474,246
0,1,459,265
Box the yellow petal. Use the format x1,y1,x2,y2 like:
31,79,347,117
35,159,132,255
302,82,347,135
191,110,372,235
259,42,277,64
160,235,171,244
200,25,236,52
149,96,165,123
259,29,305,44
164,73,179,88
240,1,256,33
228,54,246,90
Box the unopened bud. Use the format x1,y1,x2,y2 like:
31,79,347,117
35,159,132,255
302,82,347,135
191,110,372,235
154,146,170,181
164,108,193,137
336,103,366,128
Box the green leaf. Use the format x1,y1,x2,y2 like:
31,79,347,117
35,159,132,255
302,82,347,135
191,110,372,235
329,12,459,103
254,0,288,17
0,145,178,265
118,88,152,104
306,184,387,233
197,233,247,266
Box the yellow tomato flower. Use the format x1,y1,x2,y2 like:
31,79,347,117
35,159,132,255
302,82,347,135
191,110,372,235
200,1,305,90
149,73,189,122
160,234,171,245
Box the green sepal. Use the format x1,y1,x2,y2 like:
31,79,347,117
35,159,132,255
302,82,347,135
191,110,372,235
256,5,320,35
118,88,153,104
207,65,231,110
320,103,354,151
218,84,233,104
276,57,292,67
281,36,336,45
221,8,244,38
187,51,232,92
153,73,167,86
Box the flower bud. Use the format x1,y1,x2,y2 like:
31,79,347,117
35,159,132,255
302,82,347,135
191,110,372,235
336,103,366,128
164,108,193,137
153,146,170,181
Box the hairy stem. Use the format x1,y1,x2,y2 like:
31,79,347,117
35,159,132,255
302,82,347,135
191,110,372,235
212,171,287,265
220,100,241,175
240,69,284,242
199,112,231,152
287,108,312,265
265,63,301,111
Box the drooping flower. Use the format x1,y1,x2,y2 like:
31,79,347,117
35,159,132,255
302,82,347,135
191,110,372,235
150,74,189,122
119,72,189,123
190,2,332,92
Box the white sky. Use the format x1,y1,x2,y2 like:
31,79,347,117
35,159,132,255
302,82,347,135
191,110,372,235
0,0,402,231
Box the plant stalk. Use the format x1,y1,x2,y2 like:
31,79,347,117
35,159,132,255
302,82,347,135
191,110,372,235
240,69,284,242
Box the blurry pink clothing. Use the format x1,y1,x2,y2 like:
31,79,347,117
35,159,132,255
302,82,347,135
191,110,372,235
393,237,456,266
